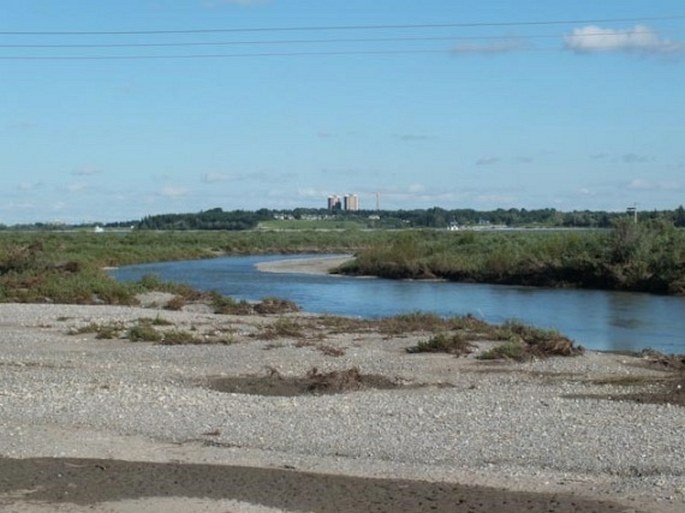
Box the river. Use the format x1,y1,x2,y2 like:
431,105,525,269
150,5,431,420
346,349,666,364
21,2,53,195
110,254,685,355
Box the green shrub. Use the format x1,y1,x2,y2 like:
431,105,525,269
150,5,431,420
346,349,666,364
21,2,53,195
496,320,582,357
160,329,201,345
127,324,163,342
478,341,527,361
207,291,251,315
407,332,474,356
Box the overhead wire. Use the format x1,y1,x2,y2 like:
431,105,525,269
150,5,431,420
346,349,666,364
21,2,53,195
0,33,615,49
0,15,682,36
0,14,681,60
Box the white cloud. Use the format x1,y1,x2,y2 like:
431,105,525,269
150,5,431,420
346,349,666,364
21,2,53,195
66,183,87,193
18,182,43,191
159,186,188,198
625,178,681,191
474,194,519,205
394,133,432,142
296,187,328,199
202,172,228,183
72,167,101,177
565,25,683,55
452,38,527,55
621,153,652,164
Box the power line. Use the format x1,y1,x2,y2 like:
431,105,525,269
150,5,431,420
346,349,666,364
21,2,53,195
1,15,682,36
0,49,464,61
0,32,627,49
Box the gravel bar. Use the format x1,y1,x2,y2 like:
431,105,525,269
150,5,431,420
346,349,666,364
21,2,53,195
0,302,683,512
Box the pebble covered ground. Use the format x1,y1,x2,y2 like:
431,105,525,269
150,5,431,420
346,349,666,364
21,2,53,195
0,302,683,512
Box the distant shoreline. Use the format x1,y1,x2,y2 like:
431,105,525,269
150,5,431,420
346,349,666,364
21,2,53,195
255,254,354,275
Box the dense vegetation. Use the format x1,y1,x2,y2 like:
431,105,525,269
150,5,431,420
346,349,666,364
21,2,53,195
0,218,683,305
3,205,685,231
338,219,685,295
133,205,685,230
137,208,273,231
0,230,382,304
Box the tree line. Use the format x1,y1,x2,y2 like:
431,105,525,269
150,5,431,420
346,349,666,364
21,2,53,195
2,205,685,231
132,205,685,231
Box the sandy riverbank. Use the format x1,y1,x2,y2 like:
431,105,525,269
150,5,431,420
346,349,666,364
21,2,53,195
0,300,683,513
255,255,354,275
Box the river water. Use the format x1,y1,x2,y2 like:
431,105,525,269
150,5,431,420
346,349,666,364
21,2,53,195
111,254,685,355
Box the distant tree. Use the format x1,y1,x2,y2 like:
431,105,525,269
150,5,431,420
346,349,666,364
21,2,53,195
675,205,685,227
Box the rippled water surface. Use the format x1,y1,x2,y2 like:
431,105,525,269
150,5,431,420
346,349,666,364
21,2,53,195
111,254,685,354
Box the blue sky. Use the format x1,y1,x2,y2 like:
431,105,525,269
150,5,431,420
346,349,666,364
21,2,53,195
1,0,684,224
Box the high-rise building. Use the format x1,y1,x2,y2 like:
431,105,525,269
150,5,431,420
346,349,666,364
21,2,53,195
344,194,359,211
327,195,341,210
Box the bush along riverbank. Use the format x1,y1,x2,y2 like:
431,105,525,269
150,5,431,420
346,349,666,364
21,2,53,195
336,219,685,295
0,219,683,305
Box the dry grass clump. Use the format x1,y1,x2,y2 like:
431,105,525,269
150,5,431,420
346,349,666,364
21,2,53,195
156,329,233,345
255,317,306,340
68,321,124,340
304,367,366,394
253,297,300,314
127,324,164,342
164,296,187,311
314,315,375,334
478,340,527,361
208,292,300,316
378,312,495,337
69,316,233,345
137,315,174,326
406,332,475,357
397,316,581,362
208,366,401,397
209,293,254,315
378,312,447,335
480,320,583,361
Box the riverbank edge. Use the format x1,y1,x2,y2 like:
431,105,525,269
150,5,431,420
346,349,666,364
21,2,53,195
254,254,355,275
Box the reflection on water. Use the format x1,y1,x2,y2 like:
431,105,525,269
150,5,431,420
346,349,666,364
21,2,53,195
111,254,685,355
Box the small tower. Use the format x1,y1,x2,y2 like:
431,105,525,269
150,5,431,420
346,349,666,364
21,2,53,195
626,205,638,224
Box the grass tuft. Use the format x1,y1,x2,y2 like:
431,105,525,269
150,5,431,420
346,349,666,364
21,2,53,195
407,332,475,356
478,340,527,361
253,297,300,315
127,324,163,342
256,317,306,340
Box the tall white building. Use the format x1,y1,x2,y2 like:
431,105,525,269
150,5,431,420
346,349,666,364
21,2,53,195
344,194,359,211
